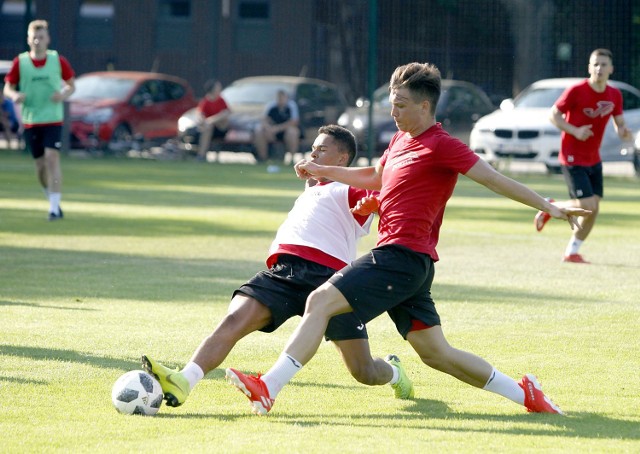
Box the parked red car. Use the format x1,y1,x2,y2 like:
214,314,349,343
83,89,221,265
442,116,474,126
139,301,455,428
68,71,196,150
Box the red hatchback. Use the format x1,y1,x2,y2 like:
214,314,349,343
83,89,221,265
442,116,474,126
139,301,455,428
68,71,196,150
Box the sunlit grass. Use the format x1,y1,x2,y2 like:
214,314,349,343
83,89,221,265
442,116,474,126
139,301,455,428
1,151,639,452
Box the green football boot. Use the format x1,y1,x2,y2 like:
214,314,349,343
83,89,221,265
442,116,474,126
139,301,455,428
141,355,190,407
385,354,415,399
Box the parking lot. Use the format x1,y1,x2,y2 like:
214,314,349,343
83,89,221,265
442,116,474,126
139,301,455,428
1,138,636,178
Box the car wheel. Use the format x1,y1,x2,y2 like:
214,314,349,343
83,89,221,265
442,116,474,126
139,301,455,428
545,164,562,175
108,124,133,153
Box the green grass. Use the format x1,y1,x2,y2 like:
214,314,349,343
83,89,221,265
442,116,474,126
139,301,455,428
1,150,639,453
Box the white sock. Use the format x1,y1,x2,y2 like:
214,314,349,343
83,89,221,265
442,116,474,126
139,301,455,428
388,364,400,385
49,192,61,214
180,361,204,390
565,236,583,256
261,353,303,398
483,368,525,405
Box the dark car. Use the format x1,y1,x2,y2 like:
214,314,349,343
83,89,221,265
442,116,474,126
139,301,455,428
69,71,196,150
338,80,496,156
177,75,348,158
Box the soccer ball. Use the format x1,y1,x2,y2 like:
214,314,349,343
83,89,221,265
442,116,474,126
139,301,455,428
111,370,163,416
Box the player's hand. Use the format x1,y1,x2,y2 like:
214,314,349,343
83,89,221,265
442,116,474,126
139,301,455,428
294,159,322,180
351,196,379,216
549,205,592,231
12,92,25,104
618,126,633,141
573,124,594,141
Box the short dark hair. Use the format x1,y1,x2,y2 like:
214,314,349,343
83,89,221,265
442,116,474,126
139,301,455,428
317,124,357,166
389,62,441,115
590,48,613,61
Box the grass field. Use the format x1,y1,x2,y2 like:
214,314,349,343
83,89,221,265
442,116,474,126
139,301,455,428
1,150,639,453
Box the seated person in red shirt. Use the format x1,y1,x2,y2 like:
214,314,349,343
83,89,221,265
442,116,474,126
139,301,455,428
197,79,230,158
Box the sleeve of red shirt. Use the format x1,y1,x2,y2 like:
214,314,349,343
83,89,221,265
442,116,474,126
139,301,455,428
4,57,20,85
554,85,575,114
348,186,379,226
59,56,75,80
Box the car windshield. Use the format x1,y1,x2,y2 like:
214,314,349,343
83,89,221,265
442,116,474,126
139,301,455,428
222,81,294,105
373,85,390,107
70,76,136,101
513,87,565,108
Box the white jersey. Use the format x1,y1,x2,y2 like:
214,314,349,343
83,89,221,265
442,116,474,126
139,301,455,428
269,181,373,267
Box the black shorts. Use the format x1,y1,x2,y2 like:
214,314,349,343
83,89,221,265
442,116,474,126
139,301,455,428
211,126,227,139
329,244,441,339
24,125,62,159
234,254,367,341
561,163,603,199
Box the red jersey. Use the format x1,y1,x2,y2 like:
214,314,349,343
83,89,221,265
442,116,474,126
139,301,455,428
554,80,623,166
378,123,479,261
197,95,229,118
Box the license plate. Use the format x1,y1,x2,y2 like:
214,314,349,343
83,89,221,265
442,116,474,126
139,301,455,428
497,143,531,154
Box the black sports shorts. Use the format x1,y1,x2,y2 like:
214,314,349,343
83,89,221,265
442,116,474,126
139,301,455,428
24,125,62,159
561,162,603,199
234,254,367,341
329,244,441,339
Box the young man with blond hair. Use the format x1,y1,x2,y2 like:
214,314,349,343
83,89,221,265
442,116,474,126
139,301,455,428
4,20,76,220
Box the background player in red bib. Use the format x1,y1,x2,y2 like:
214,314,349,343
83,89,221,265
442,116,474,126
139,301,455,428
534,49,633,263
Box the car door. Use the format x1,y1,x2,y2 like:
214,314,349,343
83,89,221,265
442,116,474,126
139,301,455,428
129,79,165,137
295,83,346,143
440,85,487,144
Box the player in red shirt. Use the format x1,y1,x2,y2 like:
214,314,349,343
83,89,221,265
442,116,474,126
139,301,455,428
227,62,590,416
141,125,411,410
4,19,75,221
196,78,230,159
534,49,632,263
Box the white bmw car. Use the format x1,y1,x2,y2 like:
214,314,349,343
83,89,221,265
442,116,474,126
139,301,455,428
469,78,640,174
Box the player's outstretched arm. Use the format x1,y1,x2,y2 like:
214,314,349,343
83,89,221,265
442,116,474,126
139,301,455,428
294,159,382,190
465,159,591,230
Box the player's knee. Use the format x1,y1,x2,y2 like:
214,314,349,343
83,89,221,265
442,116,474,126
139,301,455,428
306,286,338,316
579,197,599,213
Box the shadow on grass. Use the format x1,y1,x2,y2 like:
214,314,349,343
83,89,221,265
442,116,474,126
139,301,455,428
0,344,141,372
0,300,97,311
0,375,48,385
0,245,259,302
267,398,639,440
0,208,278,238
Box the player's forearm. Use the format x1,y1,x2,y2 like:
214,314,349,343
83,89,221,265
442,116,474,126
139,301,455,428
3,84,21,103
319,166,381,190
550,111,573,135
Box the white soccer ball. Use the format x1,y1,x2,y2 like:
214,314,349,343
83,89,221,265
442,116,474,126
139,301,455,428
111,370,163,416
